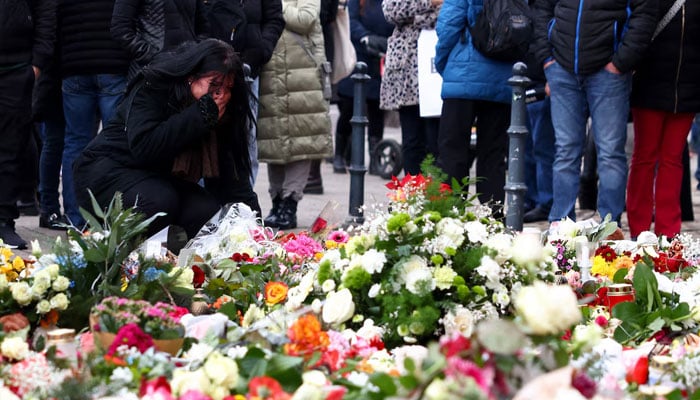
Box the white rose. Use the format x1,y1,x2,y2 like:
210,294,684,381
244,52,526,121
443,306,474,338
0,274,7,290
302,370,328,387
204,352,239,389
321,279,336,293
1,337,29,360
399,255,434,295
291,384,323,400
465,221,488,243
322,288,355,325
46,264,59,279
10,282,32,305
484,233,514,263
169,267,194,289
311,298,323,314
52,276,70,292
515,281,582,335
511,232,544,266
49,293,69,311
368,283,381,298
170,369,210,396
475,256,501,287
360,249,387,274
36,299,51,314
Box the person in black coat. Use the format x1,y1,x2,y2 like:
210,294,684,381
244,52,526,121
0,0,55,249
73,39,261,239
626,0,700,239
111,0,209,79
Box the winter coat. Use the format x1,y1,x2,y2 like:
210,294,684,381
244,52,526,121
379,0,440,110
0,0,55,70
532,0,657,75
241,0,285,79
73,79,260,214
257,0,333,164
111,0,208,77
631,0,700,113
435,0,513,104
58,0,130,78
337,0,394,100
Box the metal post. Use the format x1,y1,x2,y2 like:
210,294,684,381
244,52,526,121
504,62,531,232
346,62,370,225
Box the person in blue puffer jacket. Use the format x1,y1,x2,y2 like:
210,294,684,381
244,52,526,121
434,0,513,216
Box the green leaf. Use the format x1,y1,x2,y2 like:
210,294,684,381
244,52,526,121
403,356,416,373
647,317,665,333
398,375,419,390
612,268,629,283
218,302,239,321
369,373,398,396
266,354,303,393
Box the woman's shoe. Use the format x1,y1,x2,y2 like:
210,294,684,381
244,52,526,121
332,155,347,174
263,196,283,227
275,197,298,230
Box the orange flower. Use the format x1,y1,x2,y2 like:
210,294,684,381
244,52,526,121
264,281,288,306
40,309,59,329
248,376,291,400
212,295,234,310
284,314,329,357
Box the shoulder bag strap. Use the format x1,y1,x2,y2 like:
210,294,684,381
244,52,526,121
652,0,685,41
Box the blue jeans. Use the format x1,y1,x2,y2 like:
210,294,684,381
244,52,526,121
39,118,65,216
526,97,555,211
62,74,126,225
545,62,630,222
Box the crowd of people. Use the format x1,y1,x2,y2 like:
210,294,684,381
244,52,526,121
0,0,698,249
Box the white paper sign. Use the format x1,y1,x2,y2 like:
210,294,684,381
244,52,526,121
417,29,443,118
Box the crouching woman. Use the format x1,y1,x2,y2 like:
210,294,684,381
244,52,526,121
73,39,261,239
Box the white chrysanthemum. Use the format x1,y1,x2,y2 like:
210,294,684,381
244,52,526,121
511,232,544,266
475,256,501,287
465,221,488,243
436,217,465,248
399,255,434,294
433,266,457,290
484,233,514,263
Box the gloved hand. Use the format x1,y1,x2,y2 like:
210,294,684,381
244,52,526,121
361,35,388,58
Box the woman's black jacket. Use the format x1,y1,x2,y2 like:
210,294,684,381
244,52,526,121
74,79,261,215
631,1,700,113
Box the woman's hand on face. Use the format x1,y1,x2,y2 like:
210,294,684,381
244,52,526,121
211,87,231,119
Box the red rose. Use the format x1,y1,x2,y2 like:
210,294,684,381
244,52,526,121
191,265,205,288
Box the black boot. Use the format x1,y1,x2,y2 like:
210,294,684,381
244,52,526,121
368,136,382,175
303,160,324,195
263,195,283,227
276,197,298,230
0,220,27,249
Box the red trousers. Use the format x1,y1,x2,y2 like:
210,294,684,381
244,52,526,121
627,108,694,238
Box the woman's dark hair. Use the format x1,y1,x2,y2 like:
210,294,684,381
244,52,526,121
131,38,255,177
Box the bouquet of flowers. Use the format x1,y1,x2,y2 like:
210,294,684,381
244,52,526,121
91,297,187,340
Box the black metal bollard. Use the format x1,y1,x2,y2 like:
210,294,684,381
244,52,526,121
504,62,531,232
346,62,370,225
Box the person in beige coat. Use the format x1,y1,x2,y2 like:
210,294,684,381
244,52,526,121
257,0,333,229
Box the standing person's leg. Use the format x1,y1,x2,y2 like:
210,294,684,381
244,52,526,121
523,119,538,214
654,112,695,237
579,121,598,211
681,143,694,222
277,160,312,229
399,105,426,175
586,69,631,225
545,62,588,222
96,74,127,125
0,66,35,248
39,115,67,229
264,163,286,227
367,99,384,175
17,126,40,215
62,75,99,227
474,101,510,217
334,96,353,173
436,99,476,182
627,108,663,238
524,97,555,222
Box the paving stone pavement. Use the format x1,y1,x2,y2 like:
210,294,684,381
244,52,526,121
14,105,700,258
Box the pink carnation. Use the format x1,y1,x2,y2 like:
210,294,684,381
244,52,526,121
283,233,323,258
326,230,350,244
446,357,494,395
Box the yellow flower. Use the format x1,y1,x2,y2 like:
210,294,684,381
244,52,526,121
265,281,288,306
12,256,24,272
591,255,615,280
612,255,633,272
0,247,13,262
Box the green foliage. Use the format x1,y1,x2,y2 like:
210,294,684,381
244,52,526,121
612,260,693,344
